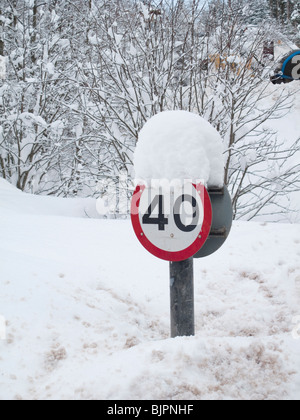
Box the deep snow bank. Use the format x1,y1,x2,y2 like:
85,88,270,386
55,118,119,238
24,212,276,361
0,178,99,219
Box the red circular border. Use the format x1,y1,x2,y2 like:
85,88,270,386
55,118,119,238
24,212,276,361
131,183,212,262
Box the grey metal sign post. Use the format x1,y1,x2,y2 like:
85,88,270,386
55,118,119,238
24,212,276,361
170,258,195,338
170,185,233,338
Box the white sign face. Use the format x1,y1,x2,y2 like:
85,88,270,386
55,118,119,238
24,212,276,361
131,183,212,262
139,184,204,252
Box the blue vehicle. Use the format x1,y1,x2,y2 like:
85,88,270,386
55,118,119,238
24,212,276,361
271,50,300,84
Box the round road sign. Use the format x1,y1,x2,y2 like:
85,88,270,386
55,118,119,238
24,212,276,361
131,183,212,262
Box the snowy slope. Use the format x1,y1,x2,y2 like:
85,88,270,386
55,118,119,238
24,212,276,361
260,79,300,223
0,180,300,400
269,42,300,222
271,81,300,222
0,179,100,219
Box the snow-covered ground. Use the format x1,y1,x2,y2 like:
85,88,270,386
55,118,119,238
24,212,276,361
0,179,299,400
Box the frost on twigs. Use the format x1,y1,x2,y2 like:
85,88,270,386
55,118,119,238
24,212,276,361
134,111,224,188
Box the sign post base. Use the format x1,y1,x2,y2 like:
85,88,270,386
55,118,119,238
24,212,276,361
170,258,195,338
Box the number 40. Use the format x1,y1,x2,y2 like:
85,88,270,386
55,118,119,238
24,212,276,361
142,194,200,233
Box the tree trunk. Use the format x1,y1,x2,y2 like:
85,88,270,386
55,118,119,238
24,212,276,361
31,0,38,64
286,0,291,22
0,7,4,56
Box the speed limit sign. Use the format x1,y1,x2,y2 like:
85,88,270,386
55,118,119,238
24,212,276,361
131,183,212,262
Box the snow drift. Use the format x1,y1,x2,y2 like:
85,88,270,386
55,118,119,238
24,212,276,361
0,179,99,219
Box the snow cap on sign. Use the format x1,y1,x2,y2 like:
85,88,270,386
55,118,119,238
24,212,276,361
134,111,224,187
